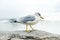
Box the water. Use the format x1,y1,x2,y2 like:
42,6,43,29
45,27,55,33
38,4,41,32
0,20,60,34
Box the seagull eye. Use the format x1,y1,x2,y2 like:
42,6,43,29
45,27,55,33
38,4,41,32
37,13,41,16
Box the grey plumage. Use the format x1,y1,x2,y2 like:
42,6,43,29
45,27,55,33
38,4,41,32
9,13,42,23
9,13,43,32
19,15,35,23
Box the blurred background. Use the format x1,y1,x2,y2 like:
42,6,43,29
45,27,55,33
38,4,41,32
0,0,60,34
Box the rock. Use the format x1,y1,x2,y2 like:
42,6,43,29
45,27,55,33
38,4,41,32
11,38,23,40
0,30,60,40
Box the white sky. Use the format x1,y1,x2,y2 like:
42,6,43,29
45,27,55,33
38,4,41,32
0,0,60,20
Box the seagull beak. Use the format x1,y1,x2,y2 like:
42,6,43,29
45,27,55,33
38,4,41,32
40,16,44,19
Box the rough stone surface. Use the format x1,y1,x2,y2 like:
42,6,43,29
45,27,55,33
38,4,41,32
0,30,60,40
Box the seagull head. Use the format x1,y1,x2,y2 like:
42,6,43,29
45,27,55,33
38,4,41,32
35,12,44,19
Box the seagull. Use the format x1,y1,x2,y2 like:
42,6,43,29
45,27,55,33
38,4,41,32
9,12,44,32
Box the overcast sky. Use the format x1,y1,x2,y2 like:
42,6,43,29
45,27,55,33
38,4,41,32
0,0,60,20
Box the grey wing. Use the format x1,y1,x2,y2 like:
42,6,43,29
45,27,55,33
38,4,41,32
19,15,35,23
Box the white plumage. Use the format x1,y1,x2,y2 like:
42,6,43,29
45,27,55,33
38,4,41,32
9,12,44,32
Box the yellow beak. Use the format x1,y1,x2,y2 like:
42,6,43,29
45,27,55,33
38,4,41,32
40,16,44,19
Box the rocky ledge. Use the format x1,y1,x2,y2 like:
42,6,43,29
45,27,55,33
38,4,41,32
0,30,60,40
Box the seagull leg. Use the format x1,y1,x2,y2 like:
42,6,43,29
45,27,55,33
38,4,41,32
30,25,36,31
26,25,29,32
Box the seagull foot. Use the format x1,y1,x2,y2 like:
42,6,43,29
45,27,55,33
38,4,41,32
32,29,37,31
26,30,30,32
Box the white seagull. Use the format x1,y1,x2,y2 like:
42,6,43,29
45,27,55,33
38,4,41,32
9,12,44,32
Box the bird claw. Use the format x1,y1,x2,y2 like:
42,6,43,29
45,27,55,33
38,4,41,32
26,30,30,32
32,29,37,31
